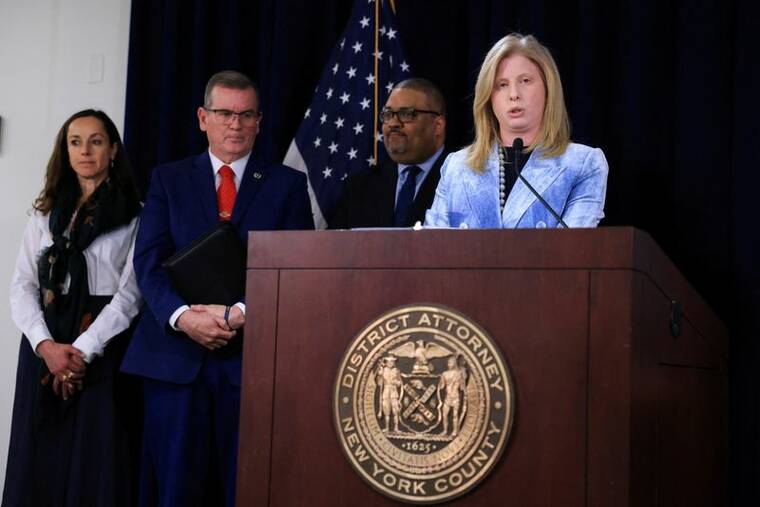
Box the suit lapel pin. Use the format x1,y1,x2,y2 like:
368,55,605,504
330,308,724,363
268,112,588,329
253,172,262,179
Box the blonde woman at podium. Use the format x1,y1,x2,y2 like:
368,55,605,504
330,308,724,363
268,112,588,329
424,33,608,229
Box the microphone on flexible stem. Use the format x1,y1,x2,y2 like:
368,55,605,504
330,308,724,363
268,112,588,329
511,137,569,228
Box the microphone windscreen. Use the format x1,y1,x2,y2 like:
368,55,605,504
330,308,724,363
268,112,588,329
513,137,524,151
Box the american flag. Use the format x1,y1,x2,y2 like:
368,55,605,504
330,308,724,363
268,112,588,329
283,0,411,228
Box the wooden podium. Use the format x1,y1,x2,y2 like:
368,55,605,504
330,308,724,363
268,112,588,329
236,228,728,506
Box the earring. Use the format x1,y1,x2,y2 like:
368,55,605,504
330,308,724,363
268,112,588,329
110,159,115,169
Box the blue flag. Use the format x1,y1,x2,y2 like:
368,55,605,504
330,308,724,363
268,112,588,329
284,0,411,228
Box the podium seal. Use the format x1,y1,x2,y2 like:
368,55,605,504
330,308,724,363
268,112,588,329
333,304,515,504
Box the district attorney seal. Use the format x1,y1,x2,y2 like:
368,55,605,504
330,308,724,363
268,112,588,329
333,304,515,504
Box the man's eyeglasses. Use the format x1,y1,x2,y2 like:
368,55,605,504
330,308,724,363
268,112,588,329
205,108,262,126
379,107,442,123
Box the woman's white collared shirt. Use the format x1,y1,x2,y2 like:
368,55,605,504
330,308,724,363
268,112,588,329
9,212,142,362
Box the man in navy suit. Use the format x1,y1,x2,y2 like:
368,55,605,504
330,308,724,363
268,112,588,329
122,70,314,506
329,78,447,229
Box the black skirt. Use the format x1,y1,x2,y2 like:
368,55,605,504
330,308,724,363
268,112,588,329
2,296,141,507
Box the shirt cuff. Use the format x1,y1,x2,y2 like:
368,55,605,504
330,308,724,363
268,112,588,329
71,334,98,363
169,305,190,331
27,335,52,357
24,320,54,356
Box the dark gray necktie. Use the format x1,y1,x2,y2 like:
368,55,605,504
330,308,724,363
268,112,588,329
393,165,421,227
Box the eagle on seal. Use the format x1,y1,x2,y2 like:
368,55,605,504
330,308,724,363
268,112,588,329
390,338,452,374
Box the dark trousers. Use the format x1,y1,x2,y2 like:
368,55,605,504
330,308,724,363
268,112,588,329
138,355,240,507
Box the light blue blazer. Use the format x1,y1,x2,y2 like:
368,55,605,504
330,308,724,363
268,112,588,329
424,142,608,228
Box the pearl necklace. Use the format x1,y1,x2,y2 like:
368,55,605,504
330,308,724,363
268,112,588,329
497,146,507,209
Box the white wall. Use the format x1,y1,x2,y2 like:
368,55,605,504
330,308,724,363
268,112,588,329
0,0,131,490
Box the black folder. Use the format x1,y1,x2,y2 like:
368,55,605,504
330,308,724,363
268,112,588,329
161,223,245,305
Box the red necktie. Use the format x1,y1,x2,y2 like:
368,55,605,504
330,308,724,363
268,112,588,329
217,165,236,221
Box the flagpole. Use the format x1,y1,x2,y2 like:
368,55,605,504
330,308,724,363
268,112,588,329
373,0,380,165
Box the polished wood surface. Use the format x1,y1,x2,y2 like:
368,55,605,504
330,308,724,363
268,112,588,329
237,228,728,506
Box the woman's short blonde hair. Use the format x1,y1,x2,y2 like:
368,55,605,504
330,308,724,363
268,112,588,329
466,33,571,172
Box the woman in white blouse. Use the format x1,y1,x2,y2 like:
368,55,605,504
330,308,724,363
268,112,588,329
4,110,142,506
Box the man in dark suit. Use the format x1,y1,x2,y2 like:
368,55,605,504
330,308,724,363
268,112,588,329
121,70,313,506
329,78,447,228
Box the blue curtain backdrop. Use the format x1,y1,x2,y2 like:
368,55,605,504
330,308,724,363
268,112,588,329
124,1,759,503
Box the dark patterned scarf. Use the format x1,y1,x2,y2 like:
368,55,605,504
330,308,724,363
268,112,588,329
37,178,141,355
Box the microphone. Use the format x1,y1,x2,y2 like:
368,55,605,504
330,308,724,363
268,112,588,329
511,138,568,228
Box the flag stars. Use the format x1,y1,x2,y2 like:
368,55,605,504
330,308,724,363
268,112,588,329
293,13,410,200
